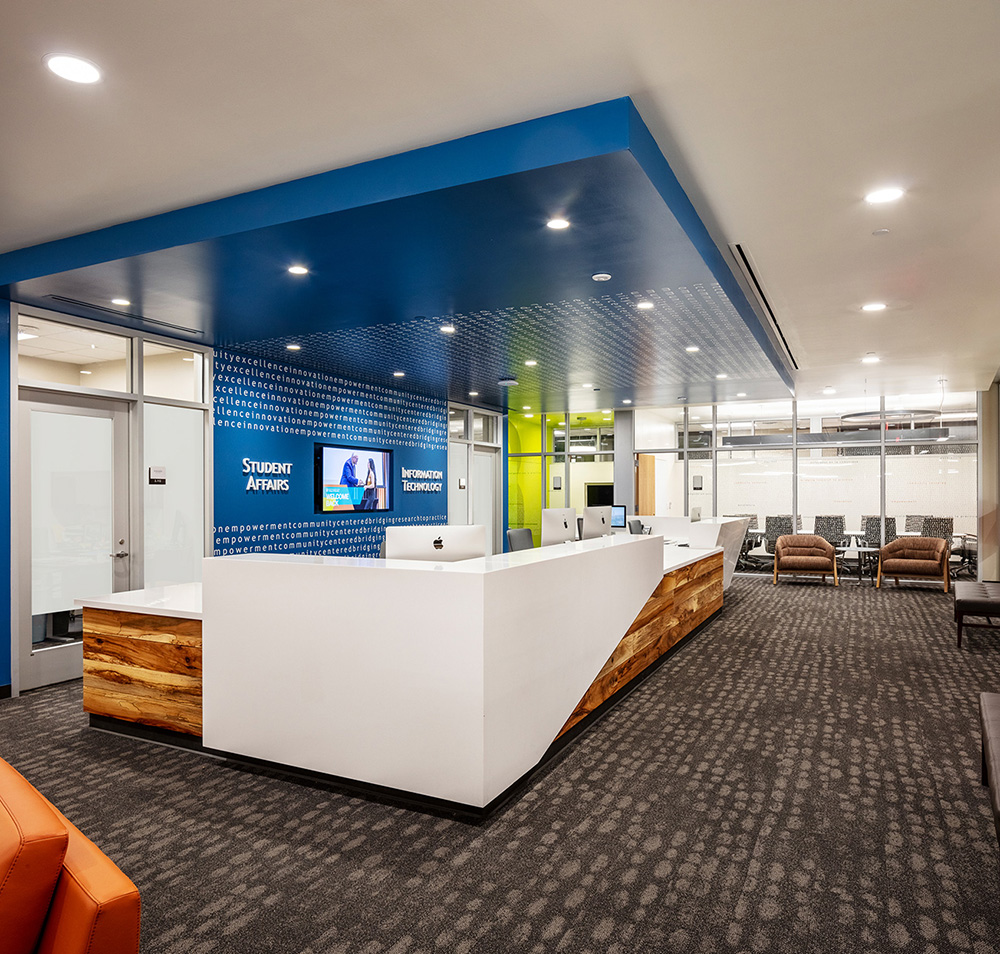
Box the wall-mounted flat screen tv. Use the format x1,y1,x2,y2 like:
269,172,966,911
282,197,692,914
314,443,393,513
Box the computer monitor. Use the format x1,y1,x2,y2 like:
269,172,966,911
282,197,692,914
610,505,626,529
582,506,613,540
384,524,487,562
541,508,577,547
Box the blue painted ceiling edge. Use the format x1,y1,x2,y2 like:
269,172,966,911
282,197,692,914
0,97,794,407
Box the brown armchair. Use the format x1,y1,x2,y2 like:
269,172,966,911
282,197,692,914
773,534,838,585
876,536,950,592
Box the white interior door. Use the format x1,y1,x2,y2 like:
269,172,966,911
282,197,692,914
17,392,130,691
473,448,500,554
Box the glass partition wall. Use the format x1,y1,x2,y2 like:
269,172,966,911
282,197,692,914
634,393,980,574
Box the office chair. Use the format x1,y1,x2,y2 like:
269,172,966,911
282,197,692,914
628,519,644,534
506,527,534,551
905,514,928,533
813,515,847,548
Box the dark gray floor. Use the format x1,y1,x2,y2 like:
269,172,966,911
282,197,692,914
3,577,1000,953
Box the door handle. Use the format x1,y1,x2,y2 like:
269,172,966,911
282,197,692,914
109,550,129,559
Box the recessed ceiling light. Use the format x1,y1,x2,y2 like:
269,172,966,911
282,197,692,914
468,391,479,397
603,417,612,421
636,301,654,310
861,353,880,364
499,377,518,387
822,387,836,395
522,405,531,410
716,373,728,380
865,187,904,204
111,298,130,307
524,360,537,367
602,409,611,414
393,371,405,377
862,302,886,312
736,392,747,398
288,265,309,275
872,228,891,236
591,272,612,282
558,420,566,425
546,218,570,230
685,346,700,353
80,370,93,375
44,54,102,84
581,383,593,389
182,357,195,362
17,327,37,341
524,414,534,418
440,323,456,334
286,344,301,351
622,399,632,405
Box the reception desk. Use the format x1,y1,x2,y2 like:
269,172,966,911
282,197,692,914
78,534,723,816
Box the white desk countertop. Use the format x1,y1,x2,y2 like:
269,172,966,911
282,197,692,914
75,581,203,620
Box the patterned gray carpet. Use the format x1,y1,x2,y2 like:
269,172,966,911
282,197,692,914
3,577,1000,953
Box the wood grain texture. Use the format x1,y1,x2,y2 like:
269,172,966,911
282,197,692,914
83,609,203,736
557,551,723,737
637,455,656,515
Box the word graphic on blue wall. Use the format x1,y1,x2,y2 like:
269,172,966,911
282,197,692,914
214,350,447,557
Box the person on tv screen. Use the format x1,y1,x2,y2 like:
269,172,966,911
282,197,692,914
361,457,378,510
340,453,359,487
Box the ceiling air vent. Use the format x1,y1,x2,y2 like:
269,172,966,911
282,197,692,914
46,296,204,336
726,244,798,371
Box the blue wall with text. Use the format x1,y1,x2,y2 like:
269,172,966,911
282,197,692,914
213,350,447,557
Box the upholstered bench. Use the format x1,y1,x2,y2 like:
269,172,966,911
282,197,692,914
955,581,1000,648
980,693,1000,851
0,757,140,954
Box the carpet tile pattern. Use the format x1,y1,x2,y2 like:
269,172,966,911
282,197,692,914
2,578,1000,952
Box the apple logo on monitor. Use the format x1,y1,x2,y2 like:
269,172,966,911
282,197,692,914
433,536,444,550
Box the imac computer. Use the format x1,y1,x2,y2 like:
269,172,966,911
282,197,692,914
384,524,487,562
610,505,626,529
582,506,613,540
541,508,577,547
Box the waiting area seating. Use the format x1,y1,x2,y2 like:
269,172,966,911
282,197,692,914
876,536,950,592
773,534,838,586
0,757,140,954
955,581,1000,647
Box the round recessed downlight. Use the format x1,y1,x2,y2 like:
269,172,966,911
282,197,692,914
440,323,456,334
286,344,301,351
622,399,632,405
499,377,518,387
44,54,102,84
823,386,837,395
685,345,700,353
393,371,405,377
288,265,309,275
861,353,880,364
872,228,891,236
636,300,654,310
522,405,531,410
591,272,612,282
736,392,747,398
581,383,593,389
546,218,570,230
80,370,93,375
862,302,887,312
468,391,479,397
865,187,904,204
716,373,728,380
602,409,611,414
524,359,537,367
111,298,130,306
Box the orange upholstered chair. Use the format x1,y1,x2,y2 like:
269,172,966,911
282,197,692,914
0,758,140,954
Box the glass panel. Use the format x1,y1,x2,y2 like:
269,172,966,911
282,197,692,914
448,408,468,440
508,412,541,453
144,403,205,585
571,455,614,511
508,456,542,544
635,407,683,450
688,455,713,518
18,316,130,391
32,410,114,624
685,406,714,454
797,450,880,544
546,455,566,509
716,448,793,547
716,400,796,446
143,343,204,402
885,445,978,538
472,412,496,443
796,396,882,444
547,415,568,453
636,451,684,516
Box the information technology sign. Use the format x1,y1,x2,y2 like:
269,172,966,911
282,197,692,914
401,468,443,493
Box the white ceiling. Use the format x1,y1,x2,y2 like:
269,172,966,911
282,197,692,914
2,0,998,401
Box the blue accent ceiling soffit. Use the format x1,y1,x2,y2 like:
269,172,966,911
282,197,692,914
0,99,793,410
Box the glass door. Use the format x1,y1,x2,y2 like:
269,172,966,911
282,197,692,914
17,391,130,691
